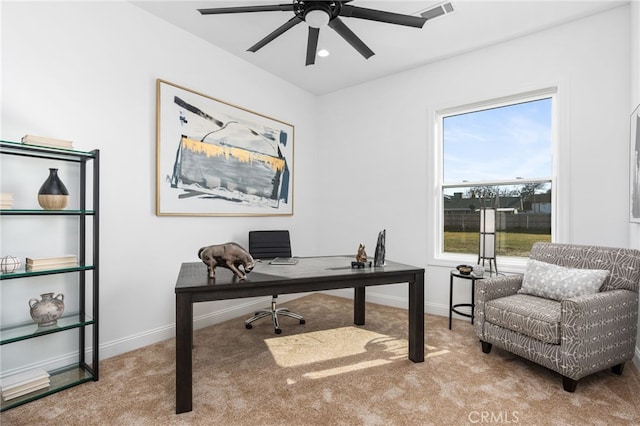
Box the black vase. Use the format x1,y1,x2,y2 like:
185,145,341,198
38,168,69,210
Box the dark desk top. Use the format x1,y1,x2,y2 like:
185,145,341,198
175,256,424,294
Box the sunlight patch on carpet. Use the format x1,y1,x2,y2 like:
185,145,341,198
264,326,405,368
303,359,393,379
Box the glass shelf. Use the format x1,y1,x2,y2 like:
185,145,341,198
1,364,95,412
0,265,94,280
0,313,95,345
0,140,97,160
0,209,96,216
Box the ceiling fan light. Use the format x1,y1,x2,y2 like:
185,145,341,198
305,9,330,28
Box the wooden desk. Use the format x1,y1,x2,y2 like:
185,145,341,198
174,256,425,414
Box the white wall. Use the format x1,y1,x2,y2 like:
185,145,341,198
1,1,638,371
0,1,319,370
316,5,631,314
631,0,640,248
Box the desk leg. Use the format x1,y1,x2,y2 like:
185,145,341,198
354,287,365,325
408,272,425,362
176,293,193,414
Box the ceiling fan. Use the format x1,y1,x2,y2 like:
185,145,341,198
198,1,428,66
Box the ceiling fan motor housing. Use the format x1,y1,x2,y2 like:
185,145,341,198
296,1,341,25
304,4,331,27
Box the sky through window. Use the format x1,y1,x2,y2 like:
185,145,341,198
443,98,552,183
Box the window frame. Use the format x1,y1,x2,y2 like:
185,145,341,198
432,88,559,269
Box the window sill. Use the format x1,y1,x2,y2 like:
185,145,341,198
430,252,528,274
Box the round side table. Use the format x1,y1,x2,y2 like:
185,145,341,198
449,269,484,330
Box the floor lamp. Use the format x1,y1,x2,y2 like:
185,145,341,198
478,208,498,274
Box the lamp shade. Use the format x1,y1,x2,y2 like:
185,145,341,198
480,208,496,233
479,234,495,258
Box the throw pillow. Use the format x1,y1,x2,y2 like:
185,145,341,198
518,259,609,301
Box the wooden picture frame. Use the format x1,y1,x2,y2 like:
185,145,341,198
156,79,294,216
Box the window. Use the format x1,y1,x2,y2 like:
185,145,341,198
437,90,555,259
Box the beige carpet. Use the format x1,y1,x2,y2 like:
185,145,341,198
2,293,640,425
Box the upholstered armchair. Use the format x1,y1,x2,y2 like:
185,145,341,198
474,242,640,392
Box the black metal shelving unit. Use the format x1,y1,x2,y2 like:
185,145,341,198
0,140,99,411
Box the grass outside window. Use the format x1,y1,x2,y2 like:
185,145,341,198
444,231,551,258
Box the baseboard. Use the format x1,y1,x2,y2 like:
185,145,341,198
99,294,308,360
97,289,439,362
6,291,637,379
321,288,450,317
1,295,311,379
0,350,88,380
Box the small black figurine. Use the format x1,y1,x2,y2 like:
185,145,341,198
374,229,386,267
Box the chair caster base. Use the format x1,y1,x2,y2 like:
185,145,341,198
244,297,304,334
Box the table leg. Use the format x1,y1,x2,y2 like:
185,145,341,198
175,293,193,414
408,272,425,362
449,274,453,330
471,279,475,325
354,287,365,325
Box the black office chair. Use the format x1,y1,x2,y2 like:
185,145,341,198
245,230,305,334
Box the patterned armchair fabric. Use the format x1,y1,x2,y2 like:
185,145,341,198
474,242,640,392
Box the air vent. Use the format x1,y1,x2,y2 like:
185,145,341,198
418,2,455,21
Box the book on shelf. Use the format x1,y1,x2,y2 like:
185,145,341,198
21,134,73,150
26,255,77,266
25,255,79,270
0,193,13,209
1,378,50,401
26,262,79,271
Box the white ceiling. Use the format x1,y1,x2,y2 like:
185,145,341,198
131,1,627,95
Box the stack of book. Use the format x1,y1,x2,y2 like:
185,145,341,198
0,193,13,209
26,255,78,271
21,134,73,150
1,369,50,401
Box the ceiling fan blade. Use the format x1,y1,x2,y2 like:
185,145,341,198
328,17,374,60
340,5,427,28
306,27,320,66
198,4,294,15
248,16,303,53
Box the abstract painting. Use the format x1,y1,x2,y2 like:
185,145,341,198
631,104,640,223
156,79,294,216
